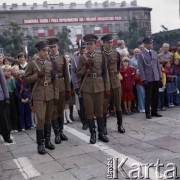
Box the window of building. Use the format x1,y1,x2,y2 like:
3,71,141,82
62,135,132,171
107,24,112,33
124,23,129,32
90,25,94,34
53,26,59,35
22,28,29,37
33,27,38,36
43,27,48,37
115,24,121,33
98,24,103,33
83,25,87,34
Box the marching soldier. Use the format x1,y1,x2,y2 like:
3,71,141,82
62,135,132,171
101,34,125,134
77,34,110,144
23,40,59,155
47,38,71,144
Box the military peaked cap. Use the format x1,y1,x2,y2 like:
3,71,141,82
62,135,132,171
35,40,49,50
101,34,113,43
143,36,153,44
83,34,98,43
47,38,59,46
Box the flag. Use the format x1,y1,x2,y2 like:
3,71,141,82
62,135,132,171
38,29,45,37
94,27,101,34
103,26,109,33
48,29,54,36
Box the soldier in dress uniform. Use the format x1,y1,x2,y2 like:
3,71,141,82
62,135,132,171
47,38,71,144
101,34,125,135
77,34,110,144
138,36,162,119
23,40,59,155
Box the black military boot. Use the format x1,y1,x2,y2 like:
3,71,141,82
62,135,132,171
51,120,61,144
44,124,55,150
88,119,96,144
103,113,107,135
97,117,109,143
78,110,88,130
58,117,68,141
36,129,46,155
116,111,125,133
69,105,75,121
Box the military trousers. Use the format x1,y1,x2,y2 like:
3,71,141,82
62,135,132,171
52,91,65,120
83,92,104,119
33,100,54,129
103,87,122,113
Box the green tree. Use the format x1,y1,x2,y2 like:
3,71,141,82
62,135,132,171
56,27,72,55
152,28,180,51
117,17,146,49
26,36,37,57
0,22,23,57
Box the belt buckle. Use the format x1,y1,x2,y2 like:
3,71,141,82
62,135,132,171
93,73,97,78
44,81,48,86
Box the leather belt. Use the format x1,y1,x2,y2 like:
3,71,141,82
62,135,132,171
39,81,53,87
87,73,102,78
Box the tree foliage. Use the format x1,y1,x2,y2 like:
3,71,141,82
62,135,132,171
152,29,180,51
0,22,23,57
56,27,72,55
117,17,146,49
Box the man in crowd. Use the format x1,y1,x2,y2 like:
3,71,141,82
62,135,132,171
138,36,162,119
101,34,125,134
48,38,70,144
24,40,59,154
71,40,88,130
77,34,110,144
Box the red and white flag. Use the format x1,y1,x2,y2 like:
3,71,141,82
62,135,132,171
94,27,101,34
38,29,45,37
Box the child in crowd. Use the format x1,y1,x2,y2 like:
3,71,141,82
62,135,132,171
134,69,145,113
15,70,32,131
120,57,135,114
1,65,19,132
158,62,166,110
172,58,180,105
163,60,176,107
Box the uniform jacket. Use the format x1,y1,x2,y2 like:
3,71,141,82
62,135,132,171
49,54,70,92
71,51,81,90
103,51,121,89
23,57,59,101
138,49,161,82
0,68,9,101
77,52,110,93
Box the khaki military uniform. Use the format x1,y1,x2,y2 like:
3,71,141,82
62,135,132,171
49,54,70,119
77,52,110,119
24,57,59,129
103,51,122,112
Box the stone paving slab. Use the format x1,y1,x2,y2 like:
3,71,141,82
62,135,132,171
69,162,107,180
57,153,99,169
33,171,78,180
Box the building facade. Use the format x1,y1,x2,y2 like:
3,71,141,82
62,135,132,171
0,0,152,47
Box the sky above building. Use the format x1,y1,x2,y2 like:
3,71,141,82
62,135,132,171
1,0,179,33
